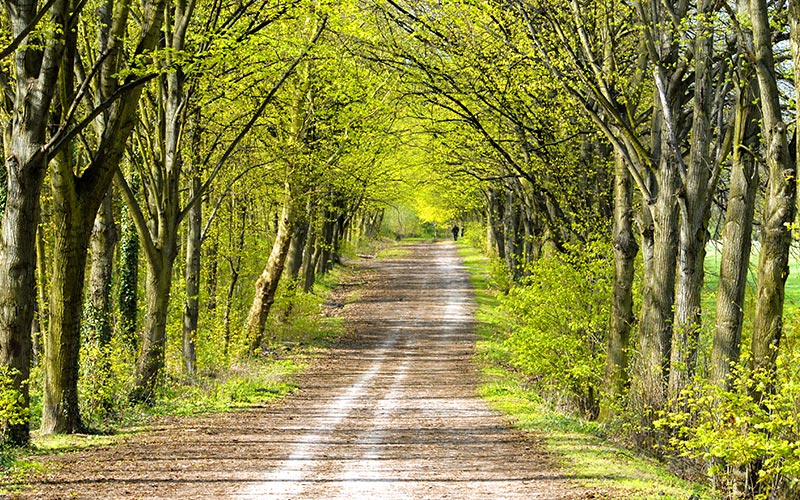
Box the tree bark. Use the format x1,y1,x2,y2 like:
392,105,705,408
331,213,346,266
43,150,93,434
43,0,166,431
223,199,247,355
302,216,319,292
488,186,506,259
182,176,201,378
123,0,196,401
285,212,310,281
749,0,797,395
117,184,140,350
633,170,678,426
34,224,49,363
132,253,176,403
88,190,117,348
629,0,690,442
317,210,335,275
204,231,219,313
600,152,637,421
1,152,45,443
669,0,718,402
631,86,679,442
503,187,521,278
247,187,296,355
86,189,117,408
711,35,759,388
0,0,67,446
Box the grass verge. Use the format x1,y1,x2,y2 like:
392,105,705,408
456,241,709,500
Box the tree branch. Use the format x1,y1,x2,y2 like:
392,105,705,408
45,73,158,158
179,14,329,222
0,0,58,61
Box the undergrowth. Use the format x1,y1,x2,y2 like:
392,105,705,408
1,263,352,493
457,241,709,500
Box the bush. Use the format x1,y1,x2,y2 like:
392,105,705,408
658,351,800,499
499,241,611,418
0,368,29,431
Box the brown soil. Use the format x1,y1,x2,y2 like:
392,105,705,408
6,242,593,499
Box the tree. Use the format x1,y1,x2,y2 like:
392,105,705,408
42,0,166,434
710,0,759,388
0,0,67,445
748,0,797,397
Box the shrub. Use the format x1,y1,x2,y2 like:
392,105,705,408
658,351,800,499
79,337,135,430
0,368,29,430
499,241,611,418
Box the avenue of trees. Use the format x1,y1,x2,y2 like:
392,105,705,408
3,0,800,497
368,0,800,497
0,0,404,443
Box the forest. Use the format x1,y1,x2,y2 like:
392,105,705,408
2,0,800,498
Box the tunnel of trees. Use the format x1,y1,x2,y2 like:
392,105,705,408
2,0,800,497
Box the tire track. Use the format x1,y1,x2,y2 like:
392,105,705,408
236,335,401,500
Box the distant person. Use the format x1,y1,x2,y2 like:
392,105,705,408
451,225,459,241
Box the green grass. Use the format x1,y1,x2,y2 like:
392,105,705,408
31,433,120,452
456,243,502,311
0,456,48,494
455,241,709,499
139,357,306,420
703,242,800,312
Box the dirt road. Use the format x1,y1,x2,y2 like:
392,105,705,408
10,243,577,499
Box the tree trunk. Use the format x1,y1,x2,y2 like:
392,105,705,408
86,189,117,409
317,210,335,275
205,231,219,312
669,0,717,401
0,156,5,218
0,152,44,444
247,189,296,355
286,216,309,281
631,117,679,443
503,187,521,278
118,190,140,350
34,225,49,363
523,204,536,267
711,44,759,388
128,0,194,399
331,213,346,265
88,190,117,348
223,200,247,355
223,263,240,357
42,150,93,434
43,0,167,431
302,218,319,292
182,176,201,378
749,0,797,395
488,187,506,260
485,203,497,257
629,0,688,437
132,253,176,403
600,153,637,421
0,0,67,446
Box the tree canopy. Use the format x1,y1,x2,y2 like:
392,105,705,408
2,0,800,496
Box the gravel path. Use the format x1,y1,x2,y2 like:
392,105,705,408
8,242,580,499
